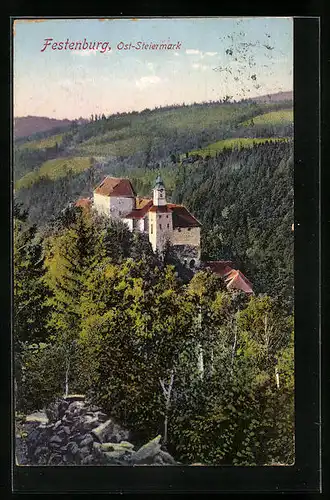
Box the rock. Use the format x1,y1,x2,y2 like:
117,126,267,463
50,435,62,444
158,450,177,465
131,435,162,464
104,449,129,462
91,419,114,443
80,415,100,432
45,400,61,422
68,401,85,413
63,426,71,435
53,420,62,430
79,435,94,448
68,432,84,443
64,394,86,403
25,412,49,425
80,446,91,457
28,428,40,444
56,429,67,441
67,441,79,455
95,411,108,423
34,446,49,458
58,401,69,419
101,442,134,452
154,454,165,465
61,414,74,424
81,454,94,465
48,453,62,465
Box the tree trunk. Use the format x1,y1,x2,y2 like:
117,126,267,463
64,356,70,398
159,370,174,446
231,315,238,373
197,343,204,379
275,366,280,389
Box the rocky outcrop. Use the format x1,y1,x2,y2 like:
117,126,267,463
17,396,178,466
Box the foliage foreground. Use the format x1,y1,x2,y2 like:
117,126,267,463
14,204,294,466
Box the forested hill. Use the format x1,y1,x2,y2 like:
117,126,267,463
14,116,74,139
13,95,293,305
173,140,293,307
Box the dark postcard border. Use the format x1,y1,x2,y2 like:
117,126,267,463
7,16,321,494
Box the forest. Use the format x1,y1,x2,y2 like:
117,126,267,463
14,203,294,466
14,95,294,465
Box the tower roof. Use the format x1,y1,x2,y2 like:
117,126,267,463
154,175,165,189
94,177,136,197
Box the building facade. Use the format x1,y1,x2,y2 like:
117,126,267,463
92,175,201,268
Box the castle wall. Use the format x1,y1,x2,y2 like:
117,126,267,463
93,193,111,217
148,212,173,252
171,227,201,250
93,194,134,219
122,218,134,231
109,197,135,218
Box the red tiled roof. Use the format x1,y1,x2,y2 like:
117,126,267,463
224,269,253,294
168,204,201,228
124,200,201,228
136,197,152,209
94,177,136,197
125,199,153,219
148,205,172,214
75,198,92,209
205,261,253,294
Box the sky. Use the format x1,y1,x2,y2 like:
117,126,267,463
13,17,293,119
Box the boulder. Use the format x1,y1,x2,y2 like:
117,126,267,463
101,442,134,452
91,419,114,443
158,449,177,465
81,454,94,465
131,435,162,464
79,435,94,448
63,394,85,403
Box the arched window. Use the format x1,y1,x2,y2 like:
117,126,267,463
189,259,195,269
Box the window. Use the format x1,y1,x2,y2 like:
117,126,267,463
189,259,195,269
151,224,153,234
159,224,162,229
167,224,169,229
178,228,181,232
166,215,168,219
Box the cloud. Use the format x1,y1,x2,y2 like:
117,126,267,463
72,49,98,57
205,51,217,56
173,52,180,57
136,75,162,90
191,63,209,71
186,49,201,55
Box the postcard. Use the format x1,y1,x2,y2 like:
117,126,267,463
11,15,320,493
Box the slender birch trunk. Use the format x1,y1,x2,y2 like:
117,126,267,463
159,370,175,446
64,355,70,398
275,366,280,389
231,311,239,373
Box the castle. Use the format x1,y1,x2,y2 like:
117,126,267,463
76,175,253,294
92,175,201,268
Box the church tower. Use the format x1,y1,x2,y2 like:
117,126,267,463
149,175,173,253
153,175,167,206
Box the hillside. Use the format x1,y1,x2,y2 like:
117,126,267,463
13,93,293,304
14,116,73,139
247,90,293,103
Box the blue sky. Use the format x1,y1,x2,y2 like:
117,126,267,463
14,17,293,119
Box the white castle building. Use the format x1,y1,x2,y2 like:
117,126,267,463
90,175,202,268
